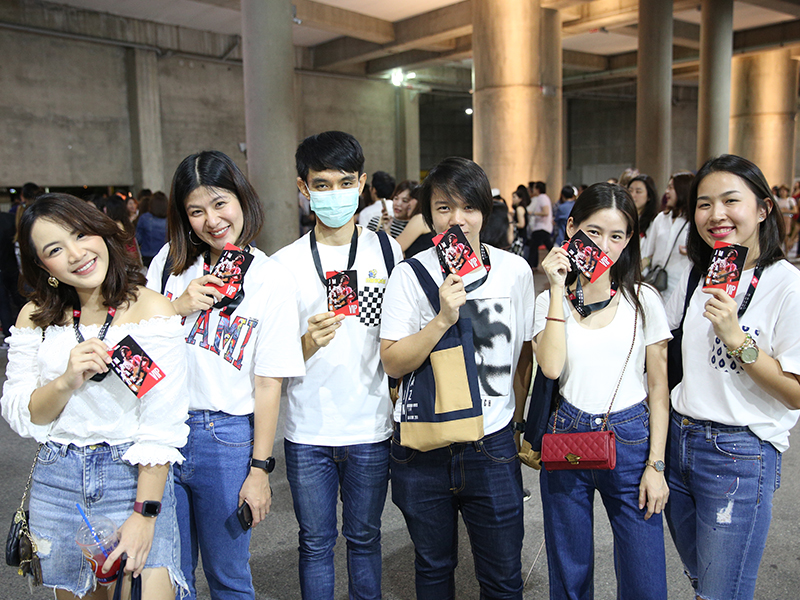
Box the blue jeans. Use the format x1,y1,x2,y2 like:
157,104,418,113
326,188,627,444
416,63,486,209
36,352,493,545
540,399,667,600
665,411,781,600
174,411,255,600
390,422,524,600
284,438,390,600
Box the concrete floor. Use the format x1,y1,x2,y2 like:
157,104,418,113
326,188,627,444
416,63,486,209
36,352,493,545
1,267,799,599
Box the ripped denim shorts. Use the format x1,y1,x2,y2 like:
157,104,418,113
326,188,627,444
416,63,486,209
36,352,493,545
28,441,188,597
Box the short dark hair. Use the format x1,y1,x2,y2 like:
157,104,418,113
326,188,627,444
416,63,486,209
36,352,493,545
18,193,146,328
419,157,493,234
295,131,365,183
560,185,576,201
628,174,659,236
168,151,265,274
534,181,547,195
371,171,396,199
21,182,42,202
687,154,784,270
149,191,168,219
569,182,645,322
104,195,134,236
391,180,419,200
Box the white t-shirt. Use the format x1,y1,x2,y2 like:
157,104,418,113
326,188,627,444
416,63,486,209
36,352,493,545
667,261,800,452
381,245,535,435
534,285,671,414
358,200,392,227
528,194,553,233
641,212,691,300
777,195,796,216
146,245,305,415
272,228,403,446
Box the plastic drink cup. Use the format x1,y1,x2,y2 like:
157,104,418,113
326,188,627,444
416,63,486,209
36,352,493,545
75,515,121,585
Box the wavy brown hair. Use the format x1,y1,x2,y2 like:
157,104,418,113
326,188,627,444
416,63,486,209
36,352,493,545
18,193,146,328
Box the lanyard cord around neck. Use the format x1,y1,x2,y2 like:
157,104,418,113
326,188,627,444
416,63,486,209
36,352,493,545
72,305,116,343
735,264,764,318
309,225,359,287
463,244,491,293
568,277,619,318
73,304,116,382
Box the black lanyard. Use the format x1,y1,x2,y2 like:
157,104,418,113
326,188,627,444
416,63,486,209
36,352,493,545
568,278,619,318
310,225,359,287
735,265,763,318
73,305,116,382
72,306,116,343
464,244,491,293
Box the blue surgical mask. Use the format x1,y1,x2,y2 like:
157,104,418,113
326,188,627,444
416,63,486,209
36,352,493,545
308,188,360,229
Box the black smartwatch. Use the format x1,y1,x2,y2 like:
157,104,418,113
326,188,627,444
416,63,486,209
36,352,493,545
250,457,276,474
133,500,161,517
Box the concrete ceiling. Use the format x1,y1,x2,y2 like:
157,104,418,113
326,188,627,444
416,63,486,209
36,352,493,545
47,0,800,90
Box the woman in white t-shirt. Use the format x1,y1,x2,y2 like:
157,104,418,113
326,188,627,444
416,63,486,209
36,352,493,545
639,172,693,300
147,151,305,598
535,182,671,600
665,154,800,600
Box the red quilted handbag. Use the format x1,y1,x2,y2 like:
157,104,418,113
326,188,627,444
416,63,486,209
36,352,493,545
541,310,637,472
541,430,616,470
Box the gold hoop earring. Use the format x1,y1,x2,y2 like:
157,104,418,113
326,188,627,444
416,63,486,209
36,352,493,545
188,230,203,246
47,276,59,288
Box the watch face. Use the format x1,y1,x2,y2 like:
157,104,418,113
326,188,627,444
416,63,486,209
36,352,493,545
740,346,759,364
654,460,666,472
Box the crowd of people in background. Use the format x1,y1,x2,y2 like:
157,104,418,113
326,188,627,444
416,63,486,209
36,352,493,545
2,139,800,600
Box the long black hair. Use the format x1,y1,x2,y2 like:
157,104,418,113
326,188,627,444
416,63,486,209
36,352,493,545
628,174,658,237
686,154,784,270
568,182,645,321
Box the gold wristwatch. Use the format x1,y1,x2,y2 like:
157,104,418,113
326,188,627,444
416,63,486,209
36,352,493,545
727,333,759,365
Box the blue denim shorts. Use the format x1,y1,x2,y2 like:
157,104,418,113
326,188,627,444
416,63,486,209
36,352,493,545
28,441,188,597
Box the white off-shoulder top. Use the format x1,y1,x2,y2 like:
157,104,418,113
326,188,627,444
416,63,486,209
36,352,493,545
1,315,189,466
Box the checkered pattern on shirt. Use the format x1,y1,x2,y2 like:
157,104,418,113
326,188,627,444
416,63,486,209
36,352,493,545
359,286,385,327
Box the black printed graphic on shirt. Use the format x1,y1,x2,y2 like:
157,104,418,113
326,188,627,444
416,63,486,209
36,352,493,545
460,298,513,407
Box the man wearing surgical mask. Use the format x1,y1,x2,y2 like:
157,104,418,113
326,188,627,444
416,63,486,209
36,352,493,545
273,131,402,600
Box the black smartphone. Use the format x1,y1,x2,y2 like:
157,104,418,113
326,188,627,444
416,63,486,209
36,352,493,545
237,502,253,531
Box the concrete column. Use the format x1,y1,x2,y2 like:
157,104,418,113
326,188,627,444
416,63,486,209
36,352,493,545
473,0,541,200
730,48,799,187
697,0,733,167
395,88,421,182
241,0,297,254
635,0,673,193
540,8,563,199
125,48,164,193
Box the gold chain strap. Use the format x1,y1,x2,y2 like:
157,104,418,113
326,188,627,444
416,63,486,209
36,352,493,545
17,444,42,513
551,301,639,433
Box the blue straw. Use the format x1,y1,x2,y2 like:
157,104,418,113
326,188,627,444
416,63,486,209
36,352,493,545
75,503,109,558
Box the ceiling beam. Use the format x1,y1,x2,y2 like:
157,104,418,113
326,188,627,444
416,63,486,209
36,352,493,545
734,16,800,50
313,0,471,70
562,0,699,37
738,0,800,18
612,19,700,49
563,49,608,71
293,0,394,44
